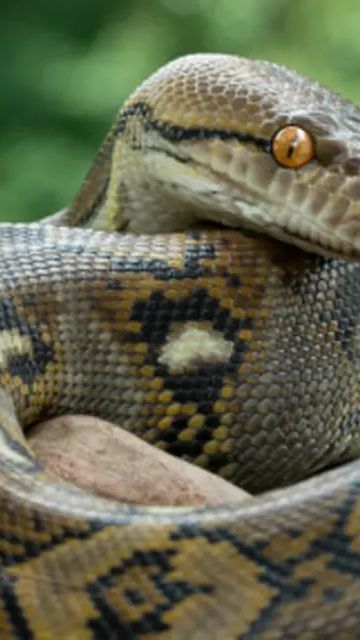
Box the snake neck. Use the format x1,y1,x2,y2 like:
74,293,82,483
59,118,234,235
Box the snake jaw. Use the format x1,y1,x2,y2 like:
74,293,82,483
84,125,360,259
128,133,360,260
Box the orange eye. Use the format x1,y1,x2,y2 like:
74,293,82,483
271,125,315,169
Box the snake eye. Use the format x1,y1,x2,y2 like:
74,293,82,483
271,125,315,169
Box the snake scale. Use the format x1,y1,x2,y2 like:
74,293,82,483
0,54,360,638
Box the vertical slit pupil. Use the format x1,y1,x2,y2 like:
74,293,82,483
287,133,299,159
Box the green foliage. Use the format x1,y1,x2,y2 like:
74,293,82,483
1,0,359,222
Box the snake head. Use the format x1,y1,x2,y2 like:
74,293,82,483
76,54,360,259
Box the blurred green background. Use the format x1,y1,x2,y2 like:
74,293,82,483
1,0,359,223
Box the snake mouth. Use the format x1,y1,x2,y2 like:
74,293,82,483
253,220,360,261
180,150,360,261
167,158,359,260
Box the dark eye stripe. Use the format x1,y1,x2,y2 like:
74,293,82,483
116,101,271,153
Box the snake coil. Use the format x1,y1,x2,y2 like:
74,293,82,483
0,54,359,639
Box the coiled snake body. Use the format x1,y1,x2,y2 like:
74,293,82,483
0,54,360,638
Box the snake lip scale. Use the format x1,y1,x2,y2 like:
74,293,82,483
0,54,359,638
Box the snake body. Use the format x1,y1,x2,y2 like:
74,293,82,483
0,54,360,638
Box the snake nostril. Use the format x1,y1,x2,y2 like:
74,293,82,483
344,158,360,176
